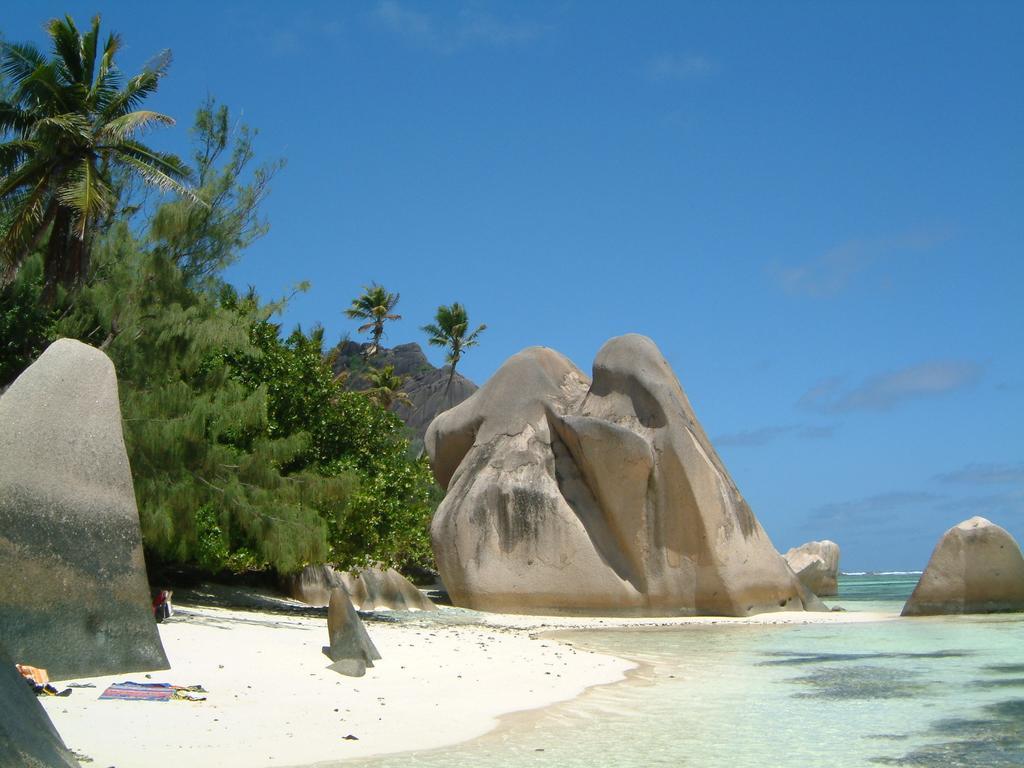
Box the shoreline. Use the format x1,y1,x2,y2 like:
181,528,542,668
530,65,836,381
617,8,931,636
39,594,899,768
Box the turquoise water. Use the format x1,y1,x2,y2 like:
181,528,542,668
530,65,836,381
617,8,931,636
341,575,1024,767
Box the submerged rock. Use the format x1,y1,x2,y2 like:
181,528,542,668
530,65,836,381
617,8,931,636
325,588,382,677
427,334,821,617
0,339,168,678
785,540,841,596
0,642,79,768
902,517,1024,616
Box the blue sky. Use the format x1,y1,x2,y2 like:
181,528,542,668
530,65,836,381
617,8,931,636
6,1,1022,571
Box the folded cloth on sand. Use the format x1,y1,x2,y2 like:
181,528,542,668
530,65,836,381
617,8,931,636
100,682,207,702
16,664,49,685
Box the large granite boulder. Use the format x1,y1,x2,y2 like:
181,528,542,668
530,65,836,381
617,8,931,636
0,642,79,768
902,517,1024,616
325,588,382,677
331,341,477,442
284,565,435,611
784,540,841,596
0,339,168,678
426,334,823,617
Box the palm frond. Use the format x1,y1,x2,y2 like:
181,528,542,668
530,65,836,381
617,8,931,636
0,102,36,135
117,153,202,205
99,50,170,121
99,110,175,141
80,15,102,87
0,140,38,174
55,157,115,238
48,15,84,84
0,42,48,92
30,112,91,142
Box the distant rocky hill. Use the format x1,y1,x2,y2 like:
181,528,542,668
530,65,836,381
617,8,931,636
330,340,478,443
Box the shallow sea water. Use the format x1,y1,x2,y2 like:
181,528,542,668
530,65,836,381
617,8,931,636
339,575,1024,768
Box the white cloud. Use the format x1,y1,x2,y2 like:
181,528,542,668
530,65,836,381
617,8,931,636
374,1,547,53
772,227,952,298
799,361,983,413
647,53,712,81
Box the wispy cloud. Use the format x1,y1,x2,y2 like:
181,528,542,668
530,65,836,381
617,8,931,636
646,53,712,81
374,1,548,53
809,491,941,525
772,228,951,298
715,426,792,447
714,423,836,447
934,462,1024,486
799,361,983,413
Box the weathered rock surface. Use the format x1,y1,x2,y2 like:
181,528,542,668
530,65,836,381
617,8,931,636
785,540,841,596
902,517,1024,616
282,564,348,607
339,568,436,611
0,641,79,768
325,588,382,677
331,341,477,442
284,565,435,611
426,334,823,617
0,339,168,678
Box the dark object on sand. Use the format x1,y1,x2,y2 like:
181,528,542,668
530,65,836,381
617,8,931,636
324,588,381,677
0,340,169,678
0,642,79,768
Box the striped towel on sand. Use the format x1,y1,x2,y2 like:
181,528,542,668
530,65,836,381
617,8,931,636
100,682,207,702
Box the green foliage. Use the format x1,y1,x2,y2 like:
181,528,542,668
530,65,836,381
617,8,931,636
0,253,56,385
361,365,413,409
230,303,437,570
0,14,196,291
148,97,282,288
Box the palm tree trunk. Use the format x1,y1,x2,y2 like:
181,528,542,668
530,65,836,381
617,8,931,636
42,207,73,303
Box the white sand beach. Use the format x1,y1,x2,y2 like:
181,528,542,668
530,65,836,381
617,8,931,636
40,590,897,768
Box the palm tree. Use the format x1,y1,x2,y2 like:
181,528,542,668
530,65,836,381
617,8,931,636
344,283,400,356
0,14,197,292
421,302,486,395
362,365,413,410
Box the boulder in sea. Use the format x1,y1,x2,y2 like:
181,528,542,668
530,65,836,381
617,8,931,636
0,641,79,768
427,334,824,617
325,588,382,677
0,339,168,678
784,540,841,596
902,517,1024,616
339,567,436,611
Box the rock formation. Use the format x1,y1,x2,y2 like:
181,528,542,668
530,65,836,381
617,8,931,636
0,339,168,678
339,567,436,611
282,564,348,606
284,565,435,611
426,334,824,617
0,642,79,768
784,540,841,596
325,588,382,677
331,341,477,442
902,517,1024,616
